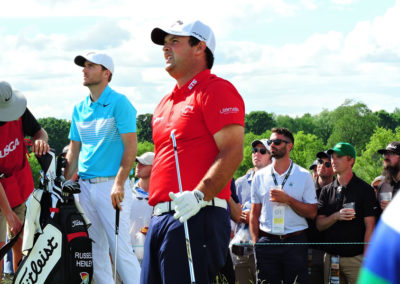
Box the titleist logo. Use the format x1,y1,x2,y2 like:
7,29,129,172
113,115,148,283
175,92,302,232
18,237,59,284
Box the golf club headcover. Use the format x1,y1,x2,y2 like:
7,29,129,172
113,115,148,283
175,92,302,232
169,189,206,223
22,189,44,254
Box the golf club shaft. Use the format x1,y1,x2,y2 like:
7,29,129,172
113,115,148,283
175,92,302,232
114,207,120,284
170,130,196,284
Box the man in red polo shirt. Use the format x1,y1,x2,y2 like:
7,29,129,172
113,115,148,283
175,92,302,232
141,20,245,284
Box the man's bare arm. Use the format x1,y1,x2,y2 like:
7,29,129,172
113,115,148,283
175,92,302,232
111,132,137,210
249,203,262,243
64,140,81,180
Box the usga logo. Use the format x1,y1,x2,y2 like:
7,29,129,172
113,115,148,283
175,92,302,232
0,138,20,158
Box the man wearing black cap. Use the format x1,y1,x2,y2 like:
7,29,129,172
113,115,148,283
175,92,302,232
316,142,377,284
0,81,50,275
307,150,334,284
376,142,400,212
143,20,245,283
64,52,140,283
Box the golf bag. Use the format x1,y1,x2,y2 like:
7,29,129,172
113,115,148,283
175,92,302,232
13,150,93,284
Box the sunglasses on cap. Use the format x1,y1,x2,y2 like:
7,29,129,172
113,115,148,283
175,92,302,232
267,139,290,146
318,159,331,168
252,147,268,155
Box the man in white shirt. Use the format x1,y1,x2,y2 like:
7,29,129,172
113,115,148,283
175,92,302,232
250,127,317,284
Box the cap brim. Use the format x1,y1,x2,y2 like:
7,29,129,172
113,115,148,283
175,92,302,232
151,28,168,45
74,55,86,67
251,140,262,148
316,151,330,159
0,90,27,122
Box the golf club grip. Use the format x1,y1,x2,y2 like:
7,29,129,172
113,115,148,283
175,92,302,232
115,207,120,235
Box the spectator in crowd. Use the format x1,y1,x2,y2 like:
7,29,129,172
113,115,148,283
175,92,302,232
233,138,271,284
142,20,245,284
64,51,141,283
218,179,242,284
307,150,335,284
0,81,50,274
376,142,400,211
130,152,154,263
370,175,384,198
250,127,317,284
309,159,318,180
316,142,377,284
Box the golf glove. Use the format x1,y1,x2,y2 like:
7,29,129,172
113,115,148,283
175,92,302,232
169,189,206,223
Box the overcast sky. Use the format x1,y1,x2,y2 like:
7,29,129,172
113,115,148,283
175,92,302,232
1,0,399,120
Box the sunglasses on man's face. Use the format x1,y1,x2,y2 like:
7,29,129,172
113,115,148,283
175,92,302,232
318,159,331,168
267,139,290,146
252,148,267,155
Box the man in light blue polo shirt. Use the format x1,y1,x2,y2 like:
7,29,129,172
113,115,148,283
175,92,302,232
64,51,141,284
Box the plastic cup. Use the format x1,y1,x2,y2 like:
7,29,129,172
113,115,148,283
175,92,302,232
343,202,355,218
380,192,392,201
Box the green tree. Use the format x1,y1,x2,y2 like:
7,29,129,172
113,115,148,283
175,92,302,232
327,101,378,151
137,113,153,143
275,115,296,132
375,110,399,131
137,141,155,156
37,117,71,155
353,127,400,183
245,111,275,134
294,113,317,135
313,109,334,145
291,131,325,170
27,153,41,188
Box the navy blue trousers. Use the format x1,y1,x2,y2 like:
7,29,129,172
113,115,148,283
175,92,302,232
255,232,308,284
141,206,231,284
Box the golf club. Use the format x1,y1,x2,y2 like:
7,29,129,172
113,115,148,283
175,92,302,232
114,207,120,284
170,130,196,284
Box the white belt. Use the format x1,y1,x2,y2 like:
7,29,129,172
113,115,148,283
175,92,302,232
153,197,228,216
81,177,115,184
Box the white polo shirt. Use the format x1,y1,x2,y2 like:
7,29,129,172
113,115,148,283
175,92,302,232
251,161,317,234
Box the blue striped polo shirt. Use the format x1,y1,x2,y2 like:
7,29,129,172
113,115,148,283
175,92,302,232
69,85,136,179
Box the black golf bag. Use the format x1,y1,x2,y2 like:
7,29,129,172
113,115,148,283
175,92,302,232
13,150,93,284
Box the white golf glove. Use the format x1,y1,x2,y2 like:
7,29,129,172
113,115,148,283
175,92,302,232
169,189,206,223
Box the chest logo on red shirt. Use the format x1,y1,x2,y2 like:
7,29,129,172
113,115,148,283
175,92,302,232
0,138,20,159
219,107,240,115
181,105,194,114
153,116,164,126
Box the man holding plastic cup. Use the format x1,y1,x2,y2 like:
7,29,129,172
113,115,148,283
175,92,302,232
376,141,400,212
250,128,317,284
316,142,378,284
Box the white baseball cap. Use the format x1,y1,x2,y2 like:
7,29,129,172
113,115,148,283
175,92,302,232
136,152,155,166
74,51,114,74
0,81,27,122
151,20,216,56
251,139,270,151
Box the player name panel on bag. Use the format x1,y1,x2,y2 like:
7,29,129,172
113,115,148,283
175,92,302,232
14,224,62,284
